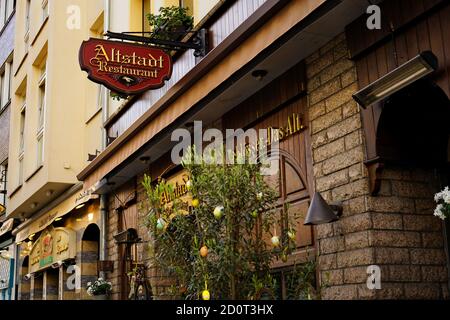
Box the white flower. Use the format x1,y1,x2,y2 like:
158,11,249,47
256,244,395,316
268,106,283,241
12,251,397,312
98,277,104,281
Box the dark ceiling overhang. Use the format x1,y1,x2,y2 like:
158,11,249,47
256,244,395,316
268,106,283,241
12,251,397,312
89,0,373,194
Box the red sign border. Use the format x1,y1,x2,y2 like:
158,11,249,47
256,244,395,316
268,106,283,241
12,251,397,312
79,38,173,96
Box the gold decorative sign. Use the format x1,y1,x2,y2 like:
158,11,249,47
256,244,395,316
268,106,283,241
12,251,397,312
29,227,76,273
267,113,306,145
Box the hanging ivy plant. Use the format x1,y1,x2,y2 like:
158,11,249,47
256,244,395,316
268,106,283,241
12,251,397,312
147,6,194,41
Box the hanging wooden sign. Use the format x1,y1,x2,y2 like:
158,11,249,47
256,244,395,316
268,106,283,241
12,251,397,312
79,38,173,95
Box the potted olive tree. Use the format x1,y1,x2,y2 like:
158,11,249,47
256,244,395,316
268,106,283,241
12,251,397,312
147,6,194,41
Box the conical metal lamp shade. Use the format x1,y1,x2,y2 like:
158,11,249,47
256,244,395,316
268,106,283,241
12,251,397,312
304,192,339,225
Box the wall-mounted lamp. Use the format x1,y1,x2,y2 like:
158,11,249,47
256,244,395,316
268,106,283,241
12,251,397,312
304,192,343,226
353,51,438,108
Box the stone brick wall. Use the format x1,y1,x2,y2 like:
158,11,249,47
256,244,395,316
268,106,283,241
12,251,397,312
306,33,449,299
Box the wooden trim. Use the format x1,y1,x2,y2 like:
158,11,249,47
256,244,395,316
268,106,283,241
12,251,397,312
77,0,291,181
347,0,449,60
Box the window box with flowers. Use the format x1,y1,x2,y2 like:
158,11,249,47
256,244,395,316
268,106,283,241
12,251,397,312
87,278,112,300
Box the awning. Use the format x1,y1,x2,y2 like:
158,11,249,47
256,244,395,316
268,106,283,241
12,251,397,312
15,193,98,244
0,219,14,238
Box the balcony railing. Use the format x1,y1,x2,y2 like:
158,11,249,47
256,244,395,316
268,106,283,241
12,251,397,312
106,0,268,140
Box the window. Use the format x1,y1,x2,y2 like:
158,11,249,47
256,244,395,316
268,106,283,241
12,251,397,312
36,132,44,167
0,59,13,111
42,0,49,21
37,64,46,131
0,161,7,207
37,62,46,166
18,155,24,186
0,0,15,29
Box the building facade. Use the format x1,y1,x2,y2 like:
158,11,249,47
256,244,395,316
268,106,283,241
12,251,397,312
0,0,16,301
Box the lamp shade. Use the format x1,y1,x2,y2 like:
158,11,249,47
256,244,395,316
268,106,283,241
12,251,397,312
304,192,339,225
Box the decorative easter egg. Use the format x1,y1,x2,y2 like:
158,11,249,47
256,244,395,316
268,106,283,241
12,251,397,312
200,246,208,258
192,199,200,208
271,236,280,247
251,210,259,218
156,218,166,230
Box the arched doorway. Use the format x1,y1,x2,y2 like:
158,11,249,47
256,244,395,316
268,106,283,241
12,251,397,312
81,224,100,299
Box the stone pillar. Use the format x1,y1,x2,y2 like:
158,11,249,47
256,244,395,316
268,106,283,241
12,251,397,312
30,274,43,300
